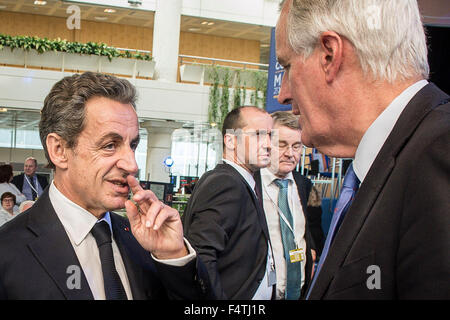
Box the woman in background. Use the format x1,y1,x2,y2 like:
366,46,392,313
0,164,26,208
0,192,19,227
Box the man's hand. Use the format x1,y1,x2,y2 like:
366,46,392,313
125,175,187,260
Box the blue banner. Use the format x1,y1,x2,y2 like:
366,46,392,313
266,27,292,113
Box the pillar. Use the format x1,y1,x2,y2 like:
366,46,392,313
152,0,182,82
141,120,183,183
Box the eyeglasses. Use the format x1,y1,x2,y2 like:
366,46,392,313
2,198,14,203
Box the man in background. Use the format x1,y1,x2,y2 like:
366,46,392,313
12,157,48,200
254,111,313,299
183,106,275,299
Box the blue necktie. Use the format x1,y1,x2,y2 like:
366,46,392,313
306,163,360,299
274,179,302,300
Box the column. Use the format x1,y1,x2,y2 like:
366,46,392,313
152,0,182,82
141,120,183,183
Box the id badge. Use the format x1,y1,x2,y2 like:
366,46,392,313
289,248,304,263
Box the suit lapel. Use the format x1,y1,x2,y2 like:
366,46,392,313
309,83,449,299
110,213,148,300
221,164,271,242
26,190,93,299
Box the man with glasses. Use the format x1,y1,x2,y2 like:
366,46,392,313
183,106,275,299
254,111,314,299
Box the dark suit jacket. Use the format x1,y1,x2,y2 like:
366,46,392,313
182,163,270,300
254,170,314,299
308,83,450,299
12,173,49,194
0,189,212,300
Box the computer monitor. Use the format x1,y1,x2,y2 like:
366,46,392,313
138,181,174,206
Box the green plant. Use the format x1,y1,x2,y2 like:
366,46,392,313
208,66,220,125
219,67,230,127
0,33,152,62
233,70,242,110
250,70,268,109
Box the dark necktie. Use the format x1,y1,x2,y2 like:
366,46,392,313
274,179,302,300
306,163,360,299
90,220,127,300
29,176,37,200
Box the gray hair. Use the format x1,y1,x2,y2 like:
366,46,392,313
24,157,37,166
279,0,429,82
271,111,300,130
39,72,137,169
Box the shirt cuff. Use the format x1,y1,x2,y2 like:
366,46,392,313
151,237,197,267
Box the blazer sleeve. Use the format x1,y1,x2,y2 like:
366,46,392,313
397,129,450,299
183,173,244,299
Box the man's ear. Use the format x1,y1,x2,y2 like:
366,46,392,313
223,133,236,151
46,133,69,169
318,31,344,83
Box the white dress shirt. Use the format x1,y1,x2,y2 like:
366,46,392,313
222,159,275,300
49,181,196,300
0,206,19,227
354,80,428,182
260,167,306,300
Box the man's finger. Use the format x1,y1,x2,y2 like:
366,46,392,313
152,204,175,231
125,199,140,227
145,200,166,229
127,175,143,195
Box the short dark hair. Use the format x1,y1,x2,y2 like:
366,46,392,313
1,192,16,205
0,164,13,183
222,106,267,144
39,72,138,169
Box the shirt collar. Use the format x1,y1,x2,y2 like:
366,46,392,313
353,80,428,182
49,181,112,246
222,159,256,191
260,167,294,188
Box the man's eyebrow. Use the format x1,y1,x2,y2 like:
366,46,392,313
97,132,124,144
96,132,140,146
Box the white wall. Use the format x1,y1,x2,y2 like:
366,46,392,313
0,66,210,123
59,0,279,27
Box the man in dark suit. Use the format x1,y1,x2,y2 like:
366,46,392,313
0,72,212,300
276,0,449,299
182,106,275,299
254,111,313,300
12,157,48,201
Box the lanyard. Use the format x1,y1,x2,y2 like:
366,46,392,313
24,175,38,194
263,182,300,249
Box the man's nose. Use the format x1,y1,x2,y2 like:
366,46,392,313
117,146,138,175
277,72,292,106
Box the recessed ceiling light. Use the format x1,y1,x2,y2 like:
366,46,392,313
260,44,270,48
207,22,214,26
104,8,116,13
34,0,47,5
201,21,208,25
94,16,108,21
0,108,8,113
188,27,201,32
